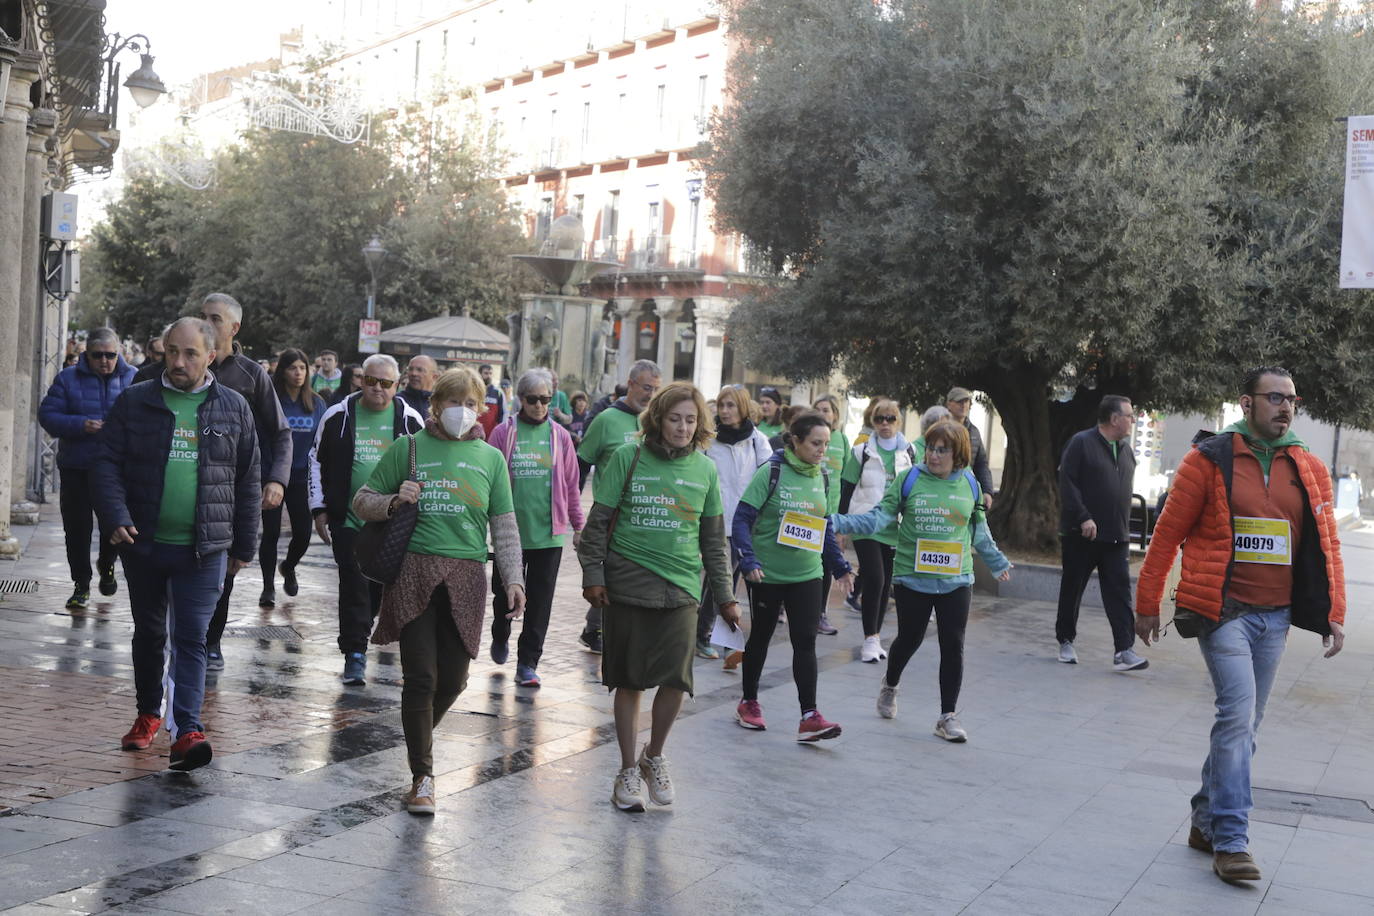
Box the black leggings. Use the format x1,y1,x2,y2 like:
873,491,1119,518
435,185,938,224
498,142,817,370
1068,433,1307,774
742,579,823,713
854,538,894,636
887,585,971,714
260,471,312,585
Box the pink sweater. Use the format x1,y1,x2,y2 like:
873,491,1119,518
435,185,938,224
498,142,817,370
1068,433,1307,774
487,416,585,538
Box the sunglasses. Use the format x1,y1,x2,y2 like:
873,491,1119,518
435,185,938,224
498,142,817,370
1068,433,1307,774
362,375,396,390
524,395,552,405
88,351,119,360
874,414,898,424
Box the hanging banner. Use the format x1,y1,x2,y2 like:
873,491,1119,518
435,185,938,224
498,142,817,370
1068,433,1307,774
1340,115,1374,288
358,319,381,354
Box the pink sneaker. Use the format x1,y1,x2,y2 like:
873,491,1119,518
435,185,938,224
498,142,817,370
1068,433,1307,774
797,709,842,742
735,699,766,730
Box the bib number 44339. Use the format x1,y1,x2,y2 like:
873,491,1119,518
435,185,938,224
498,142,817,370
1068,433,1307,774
915,538,963,575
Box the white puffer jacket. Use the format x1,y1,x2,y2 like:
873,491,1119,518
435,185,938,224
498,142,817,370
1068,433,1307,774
849,436,914,515
704,428,772,528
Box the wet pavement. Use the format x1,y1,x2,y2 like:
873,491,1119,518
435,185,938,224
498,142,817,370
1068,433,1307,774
0,503,1371,914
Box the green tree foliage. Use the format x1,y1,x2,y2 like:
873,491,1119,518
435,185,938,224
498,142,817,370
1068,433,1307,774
707,0,1374,550
84,104,528,360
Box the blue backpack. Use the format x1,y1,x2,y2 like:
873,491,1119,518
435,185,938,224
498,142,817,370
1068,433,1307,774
900,466,984,530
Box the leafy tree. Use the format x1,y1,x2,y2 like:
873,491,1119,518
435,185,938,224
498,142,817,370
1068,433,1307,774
706,0,1374,550
84,100,527,361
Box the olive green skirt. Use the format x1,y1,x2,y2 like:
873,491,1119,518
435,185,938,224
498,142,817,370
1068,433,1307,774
601,600,697,695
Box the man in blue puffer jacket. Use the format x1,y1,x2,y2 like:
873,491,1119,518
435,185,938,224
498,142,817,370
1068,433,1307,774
38,327,136,609
92,317,261,772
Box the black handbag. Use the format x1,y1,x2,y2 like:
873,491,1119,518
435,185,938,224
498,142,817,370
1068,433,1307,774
354,435,419,585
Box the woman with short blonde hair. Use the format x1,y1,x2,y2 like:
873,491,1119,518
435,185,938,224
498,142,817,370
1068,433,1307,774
577,381,740,812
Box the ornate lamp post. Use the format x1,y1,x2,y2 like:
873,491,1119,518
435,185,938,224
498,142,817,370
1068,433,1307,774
103,34,167,125
361,235,386,320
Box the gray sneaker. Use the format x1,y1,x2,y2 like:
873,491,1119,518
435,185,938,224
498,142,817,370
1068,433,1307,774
1113,649,1149,672
342,652,367,685
934,712,967,742
1058,641,1078,664
876,677,899,719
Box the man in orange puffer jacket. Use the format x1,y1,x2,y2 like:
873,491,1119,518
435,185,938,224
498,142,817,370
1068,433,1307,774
1135,367,1346,885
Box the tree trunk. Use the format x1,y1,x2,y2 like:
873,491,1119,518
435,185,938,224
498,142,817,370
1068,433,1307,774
983,368,1061,553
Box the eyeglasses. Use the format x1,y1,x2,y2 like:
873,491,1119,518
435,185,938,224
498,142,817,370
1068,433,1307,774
362,375,396,390
1253,392,1301,408
524,394,551,405
88,351,118,361
874,414,898,424
926,445,952,457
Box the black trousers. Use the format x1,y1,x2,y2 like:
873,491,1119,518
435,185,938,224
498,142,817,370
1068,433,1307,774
888,585,971,714
742,578,824,713
330,522,384,655
259,470,312,587
1055,534,1135,652
491,546,562,668
854,538,895,636
59,467,117,586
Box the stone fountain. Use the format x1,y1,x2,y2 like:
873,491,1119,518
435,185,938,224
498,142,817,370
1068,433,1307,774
509,215,622,398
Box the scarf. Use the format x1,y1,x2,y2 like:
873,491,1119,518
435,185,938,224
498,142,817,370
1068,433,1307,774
715,418,756,445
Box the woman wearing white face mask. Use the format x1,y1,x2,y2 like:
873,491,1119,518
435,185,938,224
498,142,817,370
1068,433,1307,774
353,367,527,815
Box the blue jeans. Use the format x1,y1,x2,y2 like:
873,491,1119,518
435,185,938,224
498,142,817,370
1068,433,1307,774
121,545,227,736
1192,606,1290,852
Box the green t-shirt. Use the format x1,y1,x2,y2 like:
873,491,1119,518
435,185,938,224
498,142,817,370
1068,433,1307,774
155,388,209,545
577,404,641,487
311,372,340,394
552,389,572,418
822,429,850,514
510,419,562,550
593,444,723,600
876,468,981,579
347,405,395,530
841,443,900,546
365,430,514,560
739,455,830,584
757,420,783,441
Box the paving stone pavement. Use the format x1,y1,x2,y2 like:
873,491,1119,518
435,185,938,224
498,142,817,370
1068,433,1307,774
0,501,1371,914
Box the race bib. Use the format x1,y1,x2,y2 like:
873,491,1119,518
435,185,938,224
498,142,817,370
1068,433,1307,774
1233,517,1291,565
915,538,964,575
777,510,825,553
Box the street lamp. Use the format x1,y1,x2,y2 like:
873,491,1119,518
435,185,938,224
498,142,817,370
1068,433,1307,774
362,234,387,320
102,34,167,126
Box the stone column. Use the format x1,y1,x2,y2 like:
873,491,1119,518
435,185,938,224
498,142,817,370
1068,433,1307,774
612,296,637,382
13,109,55,519
692,296,733,397
653,297,682,379
0,50,40,557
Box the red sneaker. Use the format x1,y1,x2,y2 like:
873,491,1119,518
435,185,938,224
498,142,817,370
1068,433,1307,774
168,731,213,771
121,713,163,750
797,710,842,742
735,699,766,730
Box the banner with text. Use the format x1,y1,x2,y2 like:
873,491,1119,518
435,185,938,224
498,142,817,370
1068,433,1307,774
1341,115,1374,288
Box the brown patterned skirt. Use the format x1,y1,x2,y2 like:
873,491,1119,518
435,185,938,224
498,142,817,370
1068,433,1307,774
371,551,489,658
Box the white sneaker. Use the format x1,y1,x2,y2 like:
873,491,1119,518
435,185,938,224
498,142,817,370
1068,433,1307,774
934,712,967,743
861,635,883,663
611,766,646,812
876,677,898,719
1113,649,1149,672
1058,641,1078,664
637,748,674,806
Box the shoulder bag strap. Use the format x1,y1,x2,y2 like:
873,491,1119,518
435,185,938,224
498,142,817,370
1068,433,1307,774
606,445,643,541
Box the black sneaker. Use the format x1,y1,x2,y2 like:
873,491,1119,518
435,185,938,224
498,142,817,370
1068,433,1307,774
280,562,298,597
65,584,90,609
206,644,225,671
579,627,603,654
97,562,118,597
258,587,275,609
